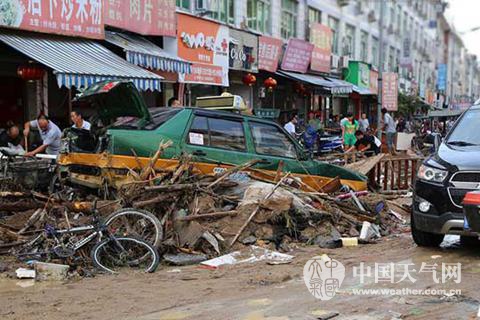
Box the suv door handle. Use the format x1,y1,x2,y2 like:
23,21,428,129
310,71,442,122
192,150,207,156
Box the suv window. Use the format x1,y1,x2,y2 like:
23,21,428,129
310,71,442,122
249,121,297,158
446,109,480,146
188,116,246,151
111,108,180,130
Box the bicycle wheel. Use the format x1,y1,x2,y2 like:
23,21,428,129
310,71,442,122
90,236,160,273
104,208,163,248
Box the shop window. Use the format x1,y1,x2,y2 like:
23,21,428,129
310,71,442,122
188,116,245,151
247,0,271,33
360,31,368,62
203,0,234,24
343,24,355,58
328,16,339,55
176,0,190,10
308,7,321,26
281,0,297,39
249,121,297,158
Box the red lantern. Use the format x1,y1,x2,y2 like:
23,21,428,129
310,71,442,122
242,73,257,86
264,77,277,91
17,65,45,81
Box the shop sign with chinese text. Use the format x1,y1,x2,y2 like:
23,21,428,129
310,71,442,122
104,0,175,37
309,23,332,73
382,72,398,111
258,36,283,72
281,38,313,74
0,0,104,39
229,28,258,72
177,13,229,86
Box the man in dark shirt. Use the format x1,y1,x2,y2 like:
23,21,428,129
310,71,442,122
0,122,24,155
0,122,21,147
353,130,380,156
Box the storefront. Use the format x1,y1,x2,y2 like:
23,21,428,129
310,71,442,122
176,13,229,105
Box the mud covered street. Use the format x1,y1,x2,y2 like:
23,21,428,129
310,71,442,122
1,233,479,320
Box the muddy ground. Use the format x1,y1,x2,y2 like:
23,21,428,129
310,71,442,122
1,232,479,320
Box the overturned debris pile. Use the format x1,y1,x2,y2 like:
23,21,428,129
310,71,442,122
0,155,409,272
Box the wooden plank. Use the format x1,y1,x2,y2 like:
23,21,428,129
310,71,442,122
405,159,409,189
384,160,389,190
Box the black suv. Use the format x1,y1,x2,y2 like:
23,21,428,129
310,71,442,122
412,104,480,246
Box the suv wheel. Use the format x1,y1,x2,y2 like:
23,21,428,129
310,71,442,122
411,213,444,247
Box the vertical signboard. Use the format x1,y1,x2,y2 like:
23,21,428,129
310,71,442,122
258,36,283,72
437,64,447,91
177,14,229,86
382,72,398,111
104,0,176,37
400,37,412,69
309,23,332,73
369,70,378,94
0,0,104,38
281,38,314,73
229,29,258,72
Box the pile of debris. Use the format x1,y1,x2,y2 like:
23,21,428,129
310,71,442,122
0,152,410,273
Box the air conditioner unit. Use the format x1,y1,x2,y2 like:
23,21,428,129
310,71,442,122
331,55,340,69
340,55,350,68
367,10,377,23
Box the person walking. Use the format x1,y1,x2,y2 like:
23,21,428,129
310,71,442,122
382,108,397,155
358,113,370,133
342,113,359,162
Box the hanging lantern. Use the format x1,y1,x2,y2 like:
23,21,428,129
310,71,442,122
242,73,257,86
17,65,45,81
264,77,277,91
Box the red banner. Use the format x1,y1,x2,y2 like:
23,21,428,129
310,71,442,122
258,36,283,72
104,0,175,37
281,39,314,73
382,72,398,111
309,23,332,73
0,0,104,39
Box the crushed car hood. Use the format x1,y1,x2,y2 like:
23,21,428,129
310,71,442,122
74,80,151,124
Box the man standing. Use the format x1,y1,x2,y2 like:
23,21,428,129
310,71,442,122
23,114,62,156
382,108,396,155
284,113,298,136
358,113,370,133
71,110,91,130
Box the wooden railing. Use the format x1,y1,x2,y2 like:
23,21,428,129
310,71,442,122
369,155,423,191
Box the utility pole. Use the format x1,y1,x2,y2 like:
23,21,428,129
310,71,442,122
376,0,385,139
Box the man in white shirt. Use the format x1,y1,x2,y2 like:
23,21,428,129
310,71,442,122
284,113,298,136
71,110,91,130
382,108,397,154
358,113,370,133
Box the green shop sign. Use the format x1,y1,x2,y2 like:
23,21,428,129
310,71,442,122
343,61,370,89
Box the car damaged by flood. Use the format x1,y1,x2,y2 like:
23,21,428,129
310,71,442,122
57,80,367,192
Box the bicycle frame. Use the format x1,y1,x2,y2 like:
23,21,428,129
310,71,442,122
52,224,103,252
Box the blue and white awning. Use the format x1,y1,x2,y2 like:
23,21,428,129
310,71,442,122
105,31,192,74
0,31,163,91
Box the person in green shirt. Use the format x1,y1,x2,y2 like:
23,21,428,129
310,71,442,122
342,113,359,163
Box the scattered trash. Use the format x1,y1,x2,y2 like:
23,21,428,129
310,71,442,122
340,237,358,247
201,246,294,268
359,221,381,241
15,268,35,279
163,253,208,266
431,255,442,259
34,262,69,281
240,235,257,245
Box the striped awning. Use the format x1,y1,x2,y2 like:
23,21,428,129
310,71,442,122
105,31,192,74
0,31,163,91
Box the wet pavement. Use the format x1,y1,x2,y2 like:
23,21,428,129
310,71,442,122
1,233,480,320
